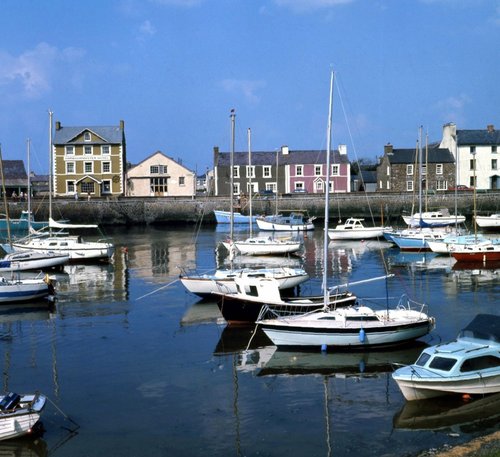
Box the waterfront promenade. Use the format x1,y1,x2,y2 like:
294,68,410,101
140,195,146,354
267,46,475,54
9,191,499,226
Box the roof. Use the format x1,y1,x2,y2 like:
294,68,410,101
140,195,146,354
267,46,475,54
127,150,194,173
457,129,500,146
217,149,350,166
1,160,27,179
385,147,455,164
53,125,124,144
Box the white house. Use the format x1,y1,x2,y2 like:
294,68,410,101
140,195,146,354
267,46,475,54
440,123,500,190
126,151,195,197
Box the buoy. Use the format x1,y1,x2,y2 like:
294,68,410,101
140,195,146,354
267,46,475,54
359,328,366,343
321,343,327,352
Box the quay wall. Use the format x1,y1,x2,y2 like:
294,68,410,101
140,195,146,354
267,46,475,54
10,191,498,227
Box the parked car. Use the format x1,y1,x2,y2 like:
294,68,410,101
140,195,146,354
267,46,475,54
292,188,308,193
448,185,473,191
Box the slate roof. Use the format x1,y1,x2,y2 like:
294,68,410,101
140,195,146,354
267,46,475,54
217,149,349,166
457,129,500,146
386,147,455,164
1,160,27,179
53,125,124,144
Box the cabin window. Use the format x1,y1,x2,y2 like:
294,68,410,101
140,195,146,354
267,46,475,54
429,356,457,372
101,145,110,155
263,166,271,177
345,316,379,321
66,162,75,174
436,164,443,175
246,286,259,297
65,145,74,155
84,132,91,141
102,162,111,173
84,162,93,173
406,164,413,175
84,145,92,155
460,355,500,372
415,352,431,367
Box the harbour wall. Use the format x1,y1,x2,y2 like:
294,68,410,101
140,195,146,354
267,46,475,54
10,191,498,227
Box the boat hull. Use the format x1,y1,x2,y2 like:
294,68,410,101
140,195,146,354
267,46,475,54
0,393,46,441
214,210,257,224
475,214,500,229
328,228,385,240
0,280,51,303
221,240,301,256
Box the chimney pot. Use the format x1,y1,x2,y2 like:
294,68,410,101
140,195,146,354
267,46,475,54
55,121,61,130
487,124,495,133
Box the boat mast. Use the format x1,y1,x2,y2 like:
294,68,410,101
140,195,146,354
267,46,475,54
275,149,279,215
230,109,235,242
248,128,252,238
323,70,334,302
27,138,31,234
0,144,12,248
48,110,53,229
418,126,423,225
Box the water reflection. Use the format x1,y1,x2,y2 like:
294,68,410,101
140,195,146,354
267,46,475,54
394,392,500,433
0,436,48,457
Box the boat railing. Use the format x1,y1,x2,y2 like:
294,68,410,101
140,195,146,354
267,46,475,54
395,294,430,317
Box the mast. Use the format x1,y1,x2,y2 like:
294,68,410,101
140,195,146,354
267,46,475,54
275,149,279,215
48,110,53,224
248,128,253,238
27,138,31,234
323,70,334,302
0,144,12,248
418,126,423,225
229,109,235,242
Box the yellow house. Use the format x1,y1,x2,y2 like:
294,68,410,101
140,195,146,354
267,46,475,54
126,151,195,197
53,120,126,197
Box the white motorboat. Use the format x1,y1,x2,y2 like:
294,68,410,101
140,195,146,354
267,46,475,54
256,72,435,350
214,210,257,224
392,314,500,401
475,213,500,230
221,236,302,256
179,266,309,298
426,234,489,254
0,392,46,441
327,218,390,240
0,274,54,303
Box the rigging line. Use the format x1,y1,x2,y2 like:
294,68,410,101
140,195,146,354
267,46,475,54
45,395,80,430
135,278,179,300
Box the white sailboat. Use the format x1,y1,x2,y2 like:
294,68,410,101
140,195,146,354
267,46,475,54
257,71,435,349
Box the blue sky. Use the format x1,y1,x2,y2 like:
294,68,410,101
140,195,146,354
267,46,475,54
0,0,498,174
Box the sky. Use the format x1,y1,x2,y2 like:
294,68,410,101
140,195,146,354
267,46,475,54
0,0,499,175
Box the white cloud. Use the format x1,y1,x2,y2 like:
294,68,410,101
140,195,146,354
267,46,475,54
139,20,157,38
0,42,86,99
434,94,471,123
220,79,267,104
274,0,354,13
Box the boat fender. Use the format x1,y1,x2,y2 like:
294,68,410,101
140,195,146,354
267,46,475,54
321,344,327,352
359,328,366,343
43,274,51,285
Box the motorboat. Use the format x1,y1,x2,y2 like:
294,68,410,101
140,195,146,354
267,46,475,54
327,218,390,241
179,266,309,298
0,250,69,272
450,241,500,263
256,211,316,231
0,392,46,441
474,213,500,230
392,314,500,401
214,210,257,224
0,274,55,303
212,275,357,325
426,234,490,254
220,236,302,256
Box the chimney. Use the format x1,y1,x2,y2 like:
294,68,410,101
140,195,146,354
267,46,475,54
281,145,289,155
120,120,125,130
338,144,347,155
487,124,495,133
55,121,61,130
384,143,393,155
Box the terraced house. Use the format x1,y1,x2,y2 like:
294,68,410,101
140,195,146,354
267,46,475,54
52,120,126,197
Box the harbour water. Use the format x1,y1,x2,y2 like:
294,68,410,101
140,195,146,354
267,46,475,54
0,224,498,456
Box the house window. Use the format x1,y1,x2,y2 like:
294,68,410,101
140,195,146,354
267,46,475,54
421,165,427,175
263,166,271,177
470,146,476,154
84,162,93,173
331,164,339,176
66,162,75,174
315,165,322,176
179,176,185,186
296,165,303,176
406,164,413,175
406,181,414,192
492,159,497,170
67,181,75,193
233,166,240,178
265,183,277,193
102,180,111,194
469,176,476,187
84,145,92,155
246,166,255,178
101,145,110,155
150,165,166,174
470,159,476,170
102,162,111,173
81,182,94,194
232,183,240,195
84,132,91,142
436,180,447,190
65,146,74,155
294,182,305,191
315,180,324,192
436,164,443,175
150,177,168,194
493,146,498,153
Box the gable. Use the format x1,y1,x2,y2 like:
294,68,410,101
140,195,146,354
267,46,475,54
54,125,124,145
127,151,193,177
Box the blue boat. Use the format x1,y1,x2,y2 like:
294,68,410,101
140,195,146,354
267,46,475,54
0,211,49,236
213,210,257,224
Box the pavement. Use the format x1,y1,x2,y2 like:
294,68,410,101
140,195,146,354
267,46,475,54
417,431,500,457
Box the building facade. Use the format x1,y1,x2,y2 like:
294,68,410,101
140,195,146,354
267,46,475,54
440,123,500,190
52,120,126,197
213,145,351,196
126,151,195,197
376,144,456,192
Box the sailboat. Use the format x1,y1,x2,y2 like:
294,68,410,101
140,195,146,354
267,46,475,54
221,127,303,256
256,71,435,349
11,112,114,262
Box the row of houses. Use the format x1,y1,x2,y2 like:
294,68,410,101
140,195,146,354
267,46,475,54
2,121,499,198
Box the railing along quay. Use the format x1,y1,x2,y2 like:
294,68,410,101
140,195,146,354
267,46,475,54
6,190,498,227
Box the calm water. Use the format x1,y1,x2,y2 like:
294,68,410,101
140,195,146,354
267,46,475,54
0,224,499,457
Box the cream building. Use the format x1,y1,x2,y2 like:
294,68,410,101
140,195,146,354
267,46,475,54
126,151,195,197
